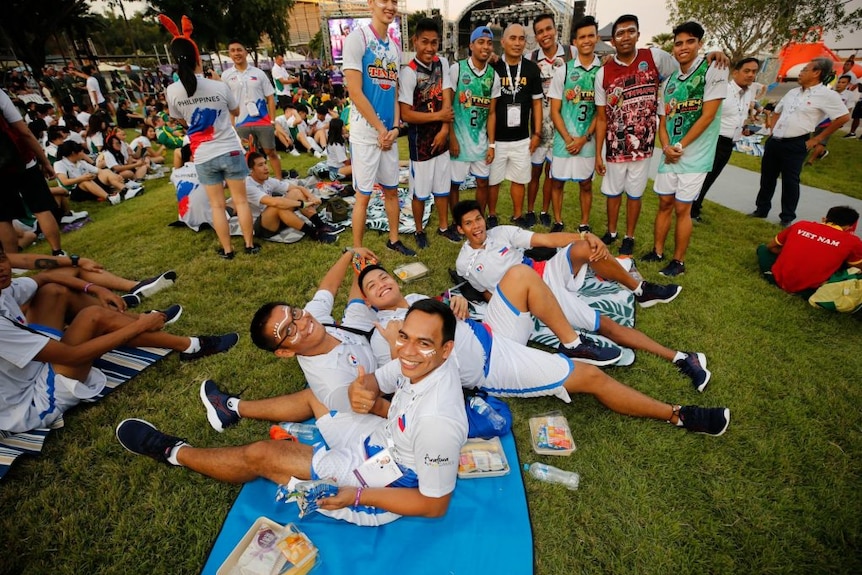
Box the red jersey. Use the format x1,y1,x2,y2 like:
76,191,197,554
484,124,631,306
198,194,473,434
772,221,862,293
602,49,660,163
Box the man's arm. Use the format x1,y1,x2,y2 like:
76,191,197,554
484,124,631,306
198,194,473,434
594,105,607,175
266,94,277,125
344,69,396,142
486,98,497,164
10,118,55,178
529,97,543,153
317,247,377,296
319,485,452,518
530,231,610,260
31,269,125,310
808,113,850,149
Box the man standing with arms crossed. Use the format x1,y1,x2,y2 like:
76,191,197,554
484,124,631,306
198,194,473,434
222,40,282,181
344,0,414,256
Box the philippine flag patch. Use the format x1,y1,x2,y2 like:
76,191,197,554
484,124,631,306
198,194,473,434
398,414,406,432
498,246,509,255
348,354,358,366
475,264,484,273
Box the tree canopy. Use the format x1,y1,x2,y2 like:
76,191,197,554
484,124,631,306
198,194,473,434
666,0,862,62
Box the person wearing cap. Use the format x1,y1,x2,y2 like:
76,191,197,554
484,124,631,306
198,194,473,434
447,25,501,236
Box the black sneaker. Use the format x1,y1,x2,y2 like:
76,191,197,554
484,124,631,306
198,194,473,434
779,219,793,228
200,379,241,432
659,259,686,277
524,211,537,228
635,282,682,308
180,333,240,361
577,224,591,234
747,211,768,218
676,352,711,393
131,270,178,298
437,226,462,243
245,243,262,255
551,222,565,233
116,418,186,464
511,216,529,229
318,223,345,235
842,132,857,138
415,231,429,249
486,215,499,229
539,212,551,227
150,304,183,325
386,240,417,256
678,406,730,436
312,231,337,244
216,248,235,260
601,231,618,245
121,293,141,308
641,250,665,263
557,336,622,366
619,237,635,256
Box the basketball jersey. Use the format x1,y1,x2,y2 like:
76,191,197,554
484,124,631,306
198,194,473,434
531,45,574,145
405,57,448,162
601,48,660,163
344,25,399,144
552,60,599,158
452,59,495,163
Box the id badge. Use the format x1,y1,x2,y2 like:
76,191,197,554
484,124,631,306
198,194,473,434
506,104,521,128
246,101,260,117
353,448,404,488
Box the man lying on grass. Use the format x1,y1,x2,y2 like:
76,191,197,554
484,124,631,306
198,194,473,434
117,299,467,526
0,243,238,433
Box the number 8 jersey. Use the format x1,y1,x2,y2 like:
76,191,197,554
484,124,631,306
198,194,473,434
449,59,501,163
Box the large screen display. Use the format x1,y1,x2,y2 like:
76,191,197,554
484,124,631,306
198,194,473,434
327,17,402,64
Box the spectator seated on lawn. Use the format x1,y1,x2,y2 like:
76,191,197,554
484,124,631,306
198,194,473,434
757,206,862,296
0,243,238,434
53,141,132,205
85,113,110,155
115,99,144,129
154,115,184,149
98,132,149,184
129,124,166,165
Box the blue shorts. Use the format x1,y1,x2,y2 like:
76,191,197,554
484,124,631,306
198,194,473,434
195,152,248,186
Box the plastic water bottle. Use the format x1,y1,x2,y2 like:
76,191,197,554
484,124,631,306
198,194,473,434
628,259,644,283
469,396,508,433
524,462,580,490
271,422,320,443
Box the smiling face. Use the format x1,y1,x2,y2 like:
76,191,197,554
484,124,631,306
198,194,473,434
672,31,702,69
470,36,494,65
360,269,405,309
533,16,557,53
266,304,325,357
228,42,248,67
611,20,640,59
395,310,452,384
574,24,598,58
456,208,487,248
369,0,397,26
501,24,526,61
413,29,440,66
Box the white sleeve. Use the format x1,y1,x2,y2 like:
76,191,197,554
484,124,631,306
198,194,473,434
0,89,23,123
657,80,667,116
243,181,266,208
548,65,566,100
411,414,463,497
704,66,729,101
651,48,679,80
822,89,854,120
495,225,535,249
260,70,275,98
491,71,502,99
398,65,417,106
593,67,606,106
342,29,366,73
222,81,239,111
304,289,336,324
448,61,460,90
101,152,119,169
373,358,402,395
441,57,453,91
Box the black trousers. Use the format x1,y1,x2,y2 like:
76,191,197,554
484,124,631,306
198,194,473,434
754,135,808,222
692,135,734,216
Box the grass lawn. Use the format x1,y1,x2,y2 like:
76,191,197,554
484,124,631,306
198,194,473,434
728,132,862,200
1,142,861,575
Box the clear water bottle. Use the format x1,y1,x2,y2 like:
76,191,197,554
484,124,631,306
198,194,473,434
524,462,580,490
270,422,320,443
628,259,644,283
469,396,508,432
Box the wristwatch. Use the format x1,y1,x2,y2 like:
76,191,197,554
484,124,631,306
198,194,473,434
70,254,80,268
342,246,354,254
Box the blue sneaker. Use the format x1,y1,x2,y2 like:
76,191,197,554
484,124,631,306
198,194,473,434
131,270,177,298
676,352,711,393
415,231,429,249
557,336,622,366
200,379,241,432
635,282,682,308
150,304,183,325
180,333,239,361
678,406,730,436
116,418,186,464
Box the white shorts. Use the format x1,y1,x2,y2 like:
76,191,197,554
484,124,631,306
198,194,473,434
530,145,551,166
484,334,572,403
600,159,650,199
311,411,402,526
350,141,400,195
653,172,707,203
450,159,490,183
13,363,107,432
550,156,595,182
541,247,599,332
410,152,451,200
489,138,532,186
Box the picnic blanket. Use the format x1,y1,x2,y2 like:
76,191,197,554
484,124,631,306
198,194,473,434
0,345,171,481
358,185,431,235
202,431,533,575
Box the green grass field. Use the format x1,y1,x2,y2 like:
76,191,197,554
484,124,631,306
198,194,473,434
1,142,860,575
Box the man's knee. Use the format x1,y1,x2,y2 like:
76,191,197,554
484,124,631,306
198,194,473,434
564,362,604,394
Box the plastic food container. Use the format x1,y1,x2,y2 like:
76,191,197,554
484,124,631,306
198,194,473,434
529,411,576,456
458,436,510,478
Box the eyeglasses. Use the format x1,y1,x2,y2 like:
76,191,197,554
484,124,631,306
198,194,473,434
271,306,305,350
614,26,638,39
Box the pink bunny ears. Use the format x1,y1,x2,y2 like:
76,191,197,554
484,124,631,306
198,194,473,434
159,14,199,56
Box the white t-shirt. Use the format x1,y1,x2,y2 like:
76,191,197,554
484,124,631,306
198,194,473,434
271,62,290,97
171,162,214,231
54,157,98,180
167,75,243,164
245,176,289,218
76,111,91,126
0,89,23,123
129,135,151,155
838,88,860,112
772,84,850,138
325,142,348,168
718,80,756,140
86,76,105,106
221,65,275,127
455,226,534,294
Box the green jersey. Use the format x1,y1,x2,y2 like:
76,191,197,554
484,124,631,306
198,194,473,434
451,59,497,163
549,59,599,158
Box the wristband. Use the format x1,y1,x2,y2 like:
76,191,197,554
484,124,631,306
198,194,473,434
70,254,80,268
298,200,304,209
353,487,363,507
83,282,94,293
579,231,587,240
488,143,496,149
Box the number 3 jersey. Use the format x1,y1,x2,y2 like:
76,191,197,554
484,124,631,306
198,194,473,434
548,57,601,159
658,57,728,174
449,59,501,162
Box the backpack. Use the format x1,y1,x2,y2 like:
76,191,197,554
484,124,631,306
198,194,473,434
808,267,862,313
323,197,349,223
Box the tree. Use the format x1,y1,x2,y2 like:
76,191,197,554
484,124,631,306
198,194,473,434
308,30,323,60
666,0,862,62
649,32,674,53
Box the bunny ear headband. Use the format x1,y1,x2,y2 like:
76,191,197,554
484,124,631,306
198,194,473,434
159,14,199,57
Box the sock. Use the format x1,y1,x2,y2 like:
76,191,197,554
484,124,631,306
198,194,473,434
166,442,188,466
183,337,201,354
309,213,325,227
633,281,644,296
562,338,581,348
226,397,240,414
672,351,686,363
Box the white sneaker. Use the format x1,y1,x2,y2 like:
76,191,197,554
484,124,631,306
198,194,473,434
313,150,324,158
61,210,89,223
124,186,143,200
60,214,76,224
70,210,88,220
289,149,301,157
108,194,122,205
124,180,143,190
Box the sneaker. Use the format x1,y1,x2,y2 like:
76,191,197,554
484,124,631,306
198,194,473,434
577,224,592,234
150,304,183,325
747,211,768,218
200,379,241,432
641,250,665,263
446,223,463,239
131,270,178,298
619,236,635,256
245,243,262,255
842,132,857,138
678,406,730,436
551,222,565,233
414,231,429,249
539,212,551,227
386,240,417,256
557,336,622,366
313,150,325,158
121,293,141,308
108,194,122,205
524,211,537,228
780,219,793,228
676,352,711,393
180,333,239,361
52,249,68,257
635,281,682,308
318,223,345,235
601,231,618,245
123,186,143,200
819,149,829,160
116,418,186,464
289,148,301,156
437,226,462,243
511,216,529,229
216,248,235,260
659,259,686,277
486,215,499,229
288,169,300,179
124,180,143,190
60,214,77,225
312,231,337,244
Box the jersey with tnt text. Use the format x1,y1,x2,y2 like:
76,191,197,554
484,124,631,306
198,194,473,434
531,45,575,146
601,48,660,163
451,59,496,162
549,58,600,158
401,56,449,162
658,58,728,174
342,25,399,145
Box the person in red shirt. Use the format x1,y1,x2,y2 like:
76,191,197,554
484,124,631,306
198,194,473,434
757,206,862,294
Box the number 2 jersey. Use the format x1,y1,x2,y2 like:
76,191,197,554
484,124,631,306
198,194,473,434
548,56,601,159
449,58,501,163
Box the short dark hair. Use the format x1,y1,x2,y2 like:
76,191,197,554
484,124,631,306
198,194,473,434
838,74,854,82
612,14,639,37
250,301,290,351
357,264,388,296
825,206,860,227
573,15,599,39
415,17,440,37
406,299,456,344
453,199,482,227
227,39,245,48
533,14,555,33
316,105,328,116
82,65,95,75
672,21,705,41
47,125,66,142
247,151,266,168
734,57,760,71
57,140,83,158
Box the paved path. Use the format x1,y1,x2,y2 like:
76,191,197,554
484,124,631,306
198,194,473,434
647,155,862,239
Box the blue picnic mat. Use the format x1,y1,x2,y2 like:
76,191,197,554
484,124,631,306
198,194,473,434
0,345,171,481
202,431,534,575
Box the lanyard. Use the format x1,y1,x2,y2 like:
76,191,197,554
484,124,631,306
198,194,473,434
505,59,522,103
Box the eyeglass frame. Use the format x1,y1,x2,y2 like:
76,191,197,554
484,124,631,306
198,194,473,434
270,305,305,351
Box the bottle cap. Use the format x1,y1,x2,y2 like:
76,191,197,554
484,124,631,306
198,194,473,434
523,463,529,471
